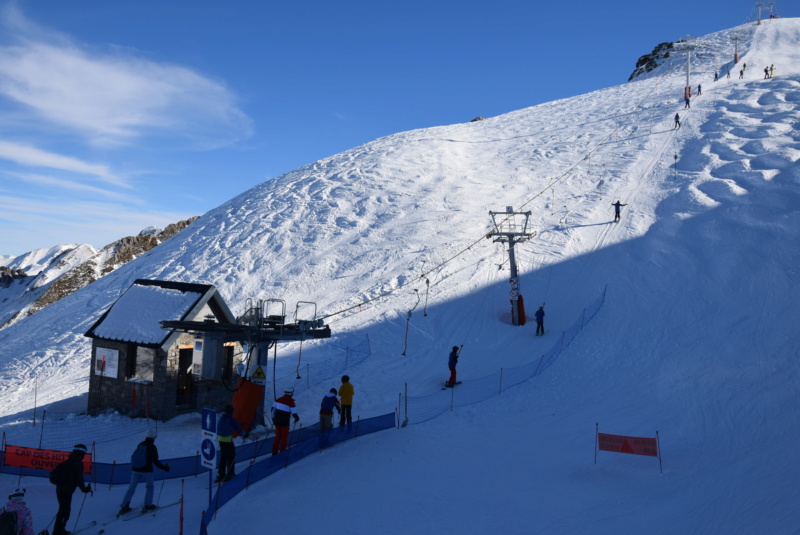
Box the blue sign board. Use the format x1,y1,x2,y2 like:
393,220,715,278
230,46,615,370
201,438,217,469
202,408,217,434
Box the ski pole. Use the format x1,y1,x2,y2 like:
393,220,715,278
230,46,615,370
156,477,165,506
71,488,89,533
41,513,56,535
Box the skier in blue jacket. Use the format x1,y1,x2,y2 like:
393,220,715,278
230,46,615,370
535,306,545,336
216,405,246,483
319,388,341,432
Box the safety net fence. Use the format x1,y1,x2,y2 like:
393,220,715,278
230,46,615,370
401,286,606,425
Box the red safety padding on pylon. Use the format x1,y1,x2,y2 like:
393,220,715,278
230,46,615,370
230,378,265,435
518,294,526,325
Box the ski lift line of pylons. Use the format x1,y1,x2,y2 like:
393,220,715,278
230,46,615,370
321,59,683,324
320,121,626,323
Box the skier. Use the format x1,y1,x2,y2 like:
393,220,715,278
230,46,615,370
714,71,718,82
764,66,770,79
612,200,627,222
534,306,545,336
50,444,92,535
118,429,170,516
271,388,300,455
770,64,775,78
739,68,744,79
697,84,702,96
0,488,34,535
674,113,681,129
684,97,690,109
216,405,246,483
338,375,354,427
319,388,341,433
446,346,460,387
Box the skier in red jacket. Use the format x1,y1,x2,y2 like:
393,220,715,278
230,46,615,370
271,388,300,455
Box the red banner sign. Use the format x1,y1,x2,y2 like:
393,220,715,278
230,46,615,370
597,433,658,457
4,445,93,473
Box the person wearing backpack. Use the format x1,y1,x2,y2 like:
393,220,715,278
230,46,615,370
118,429,170,516
0,488,33,535
51,444,92,535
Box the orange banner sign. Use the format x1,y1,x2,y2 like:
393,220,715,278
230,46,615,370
597,433,658,457
4,445,92,473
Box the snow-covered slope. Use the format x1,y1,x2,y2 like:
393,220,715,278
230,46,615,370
0,18,799,535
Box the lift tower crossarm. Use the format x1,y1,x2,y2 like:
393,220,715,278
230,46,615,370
487,207,536,326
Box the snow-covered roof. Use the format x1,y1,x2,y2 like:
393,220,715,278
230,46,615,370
85,279,233,347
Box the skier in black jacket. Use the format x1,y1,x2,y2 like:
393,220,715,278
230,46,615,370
51,444,92,535
612,200,628,222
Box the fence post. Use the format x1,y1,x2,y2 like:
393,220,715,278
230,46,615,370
404,384,408,426
108,461,116,489
32,375,37,426
38,409,47,449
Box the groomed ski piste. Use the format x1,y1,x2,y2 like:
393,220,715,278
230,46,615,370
0,16,799,535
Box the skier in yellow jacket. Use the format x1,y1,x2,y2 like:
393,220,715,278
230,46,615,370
338,375,354,427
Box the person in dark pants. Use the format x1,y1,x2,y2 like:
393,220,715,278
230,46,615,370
217,405,246,483
535,306,545,336
612,200,628,222
446,346,460,387
338,376,354,427
118,429,170,515
271,388,300,455
51,444,92,535
674,113,681,129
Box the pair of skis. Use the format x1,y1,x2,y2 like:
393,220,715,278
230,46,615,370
72,501,181,534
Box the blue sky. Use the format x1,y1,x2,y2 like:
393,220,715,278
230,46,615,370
0,0,792,257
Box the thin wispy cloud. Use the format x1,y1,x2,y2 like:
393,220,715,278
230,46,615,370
8,172,134,200
0,141,118,182
0,6,254,148
0,4,254,255
0,194,192,250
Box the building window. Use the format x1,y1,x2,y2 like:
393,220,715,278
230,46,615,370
125,344,137,378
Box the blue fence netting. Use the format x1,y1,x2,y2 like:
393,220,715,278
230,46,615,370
199,412,396,535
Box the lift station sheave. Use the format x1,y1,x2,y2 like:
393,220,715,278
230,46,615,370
160,298,331,345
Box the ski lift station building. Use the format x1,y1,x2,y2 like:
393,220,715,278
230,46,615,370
84,279,244,421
